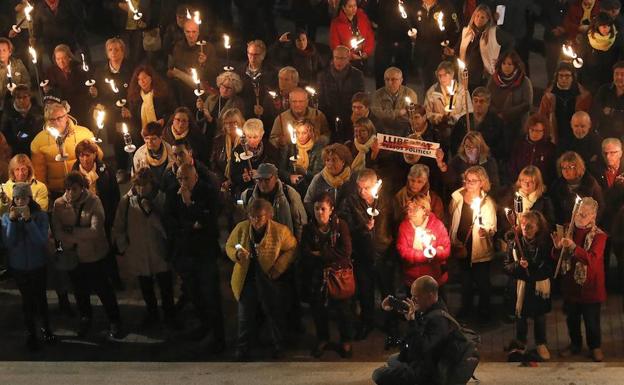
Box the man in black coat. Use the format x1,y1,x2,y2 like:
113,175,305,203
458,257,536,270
32,0,89,61
0,86,43,156
373,275,455,385
317,45,365,143
165,164,225,353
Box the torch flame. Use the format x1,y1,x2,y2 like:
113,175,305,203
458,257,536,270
96,110,105,129
304,86,316,96
562,44,577,59
287,123,297,144
223,34,231,50
186,8,192,19
24,2,33,22
28,46,37,64
370,179,383,199
398,1,408,19
436,12,445,31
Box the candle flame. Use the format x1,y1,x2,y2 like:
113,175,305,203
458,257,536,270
304,86,316,96
105,78,119,93
287,123,297,144
350,37,365,49
186,8,192,19
122,123,129,135
81,53,89,72
436,12,445,31
408,28,418,37
191,68,200,85
235,127,244,137
268,90,277,99
405,96,412,104
562,44,577,59
457,58,466,71
28,46,37,64
371,179,383,199
7,63,12,78
398,1,408,19
415,227,436,259
96,109,105,129
193,11,201,25
575,195,582,205
223,34,231,49
470,197,481,214
24,2,33,22
47,127,60,138
446,80,455,96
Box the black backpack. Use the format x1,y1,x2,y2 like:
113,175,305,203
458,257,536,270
430,309,480,385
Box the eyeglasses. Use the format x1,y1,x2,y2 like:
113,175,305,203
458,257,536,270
529,127,545,133
561,165,577,170
174,118,189,123
464,178,481,184
249,214,267,221
49,114,67,122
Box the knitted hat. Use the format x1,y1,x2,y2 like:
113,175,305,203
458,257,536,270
12,182,32,199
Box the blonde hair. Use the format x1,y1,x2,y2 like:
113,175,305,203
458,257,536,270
557,151,586,177
458,131,490,161
8,154,34,181
53,44,75,62
242,118,264,136
216,71,243,94
408,192,432,214
105,38,126,55
515,165,546,197
278,66,299,84
463,165,491,192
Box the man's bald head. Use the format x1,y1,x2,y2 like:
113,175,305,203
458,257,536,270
571,111,592,139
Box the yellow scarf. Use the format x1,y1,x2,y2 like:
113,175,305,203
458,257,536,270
172,128,189,140
588,28,617,51
146,145,169,167
581,0,595,25
321,166,351,189
295,138,315,171
140,90,157,129
79,164,99,195
224,134,240,180
351,135,376,171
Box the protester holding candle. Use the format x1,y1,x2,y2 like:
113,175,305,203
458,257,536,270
550,151,605,226
125,64,174,137
0,38,30,117
103,0,150,67
329,0,375,71
338,168,394,341
162,107,208,164
393,164,445,225
279,119,327,196
210,108,244,185
551,197,607,362
0,85,43,157
345,117,378,173
132,121,174,185
371,67,418,130
30,101,102,197
503,210,554,361
448,165,496,323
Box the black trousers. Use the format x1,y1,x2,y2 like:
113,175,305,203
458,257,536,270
68,259,121,323
516,314,547,345
564,301,602,349
177,259,225,343
354,250,398,334
310,292,354,343
237,266,289,350
13,267,50,334
459,260,491,317
137,271,174,317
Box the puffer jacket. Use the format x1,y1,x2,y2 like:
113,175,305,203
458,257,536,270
2,210,49,271
225,219,298,301
52,190,109,263
30,120,103,193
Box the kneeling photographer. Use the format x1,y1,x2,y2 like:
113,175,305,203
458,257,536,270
372,275,479,385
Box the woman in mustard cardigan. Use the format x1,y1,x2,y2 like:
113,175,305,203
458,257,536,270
225,198,297,361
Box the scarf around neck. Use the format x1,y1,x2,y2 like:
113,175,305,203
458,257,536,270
140,90,157,128
588,28,617,51
493,68,524,90
295,138,315,171
146,144,168,167
80,164,99,195
321,166,351,189
351,135,376,171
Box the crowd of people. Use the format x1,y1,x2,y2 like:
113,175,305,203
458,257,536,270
0,0,623,367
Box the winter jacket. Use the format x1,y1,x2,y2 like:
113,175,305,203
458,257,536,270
509,135,558,186
0,100,44,156
278,136,328,194
329,8,375,57
304,169,357,215
2,210,49,271
371,85,418,128
589,159,624,231
0,58,30,109
132,142,175,184
229,141,279,197
113,190,169,276
45,62,90,123
241,179,308,240
162,123,209,165
539,83,592,146
30,121,103,193
448,188,497,264
52,191,109,263
592,83,624,139
396,214,451,287
225,219,298,301
549,172,605,224
270,107,330,148
0,179,48,215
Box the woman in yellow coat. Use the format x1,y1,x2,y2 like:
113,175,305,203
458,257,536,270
225,198,297,361
30,101,102,197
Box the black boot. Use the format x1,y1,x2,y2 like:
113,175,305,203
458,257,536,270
58,293,76,318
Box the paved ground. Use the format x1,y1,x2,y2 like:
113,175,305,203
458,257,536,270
2,362,624,385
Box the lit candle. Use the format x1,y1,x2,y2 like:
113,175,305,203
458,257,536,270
122,123,136,153
287,123,298,172
48,127,68,161
436,12,445,31
349,37,365,53
415,227,437,259
126,0,143,20
562,44,584,68
80,53,89,73
268,90,278,99
11,1,33,34
191,68,204,96
305,86,319,113
445,80,455,112
105,78,120,94
398,0,408,19
366,179,383,218
223,34,233,71
235,127,253,171
93,109,105,143
470,197,482,226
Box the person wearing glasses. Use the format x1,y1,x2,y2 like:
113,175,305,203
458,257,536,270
225,198,298,361
30,101,103,198
132,121,174,186
550,151,605,226
162,107,209,164
448,165,497,324
509,113,557,186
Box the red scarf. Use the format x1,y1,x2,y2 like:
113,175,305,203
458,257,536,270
493,68,525,90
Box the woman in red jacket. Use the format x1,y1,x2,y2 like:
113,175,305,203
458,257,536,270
552,196,607,362
396,193,451,298
329,0,375,70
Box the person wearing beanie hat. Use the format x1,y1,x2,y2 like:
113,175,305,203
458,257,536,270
1,180,55,351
